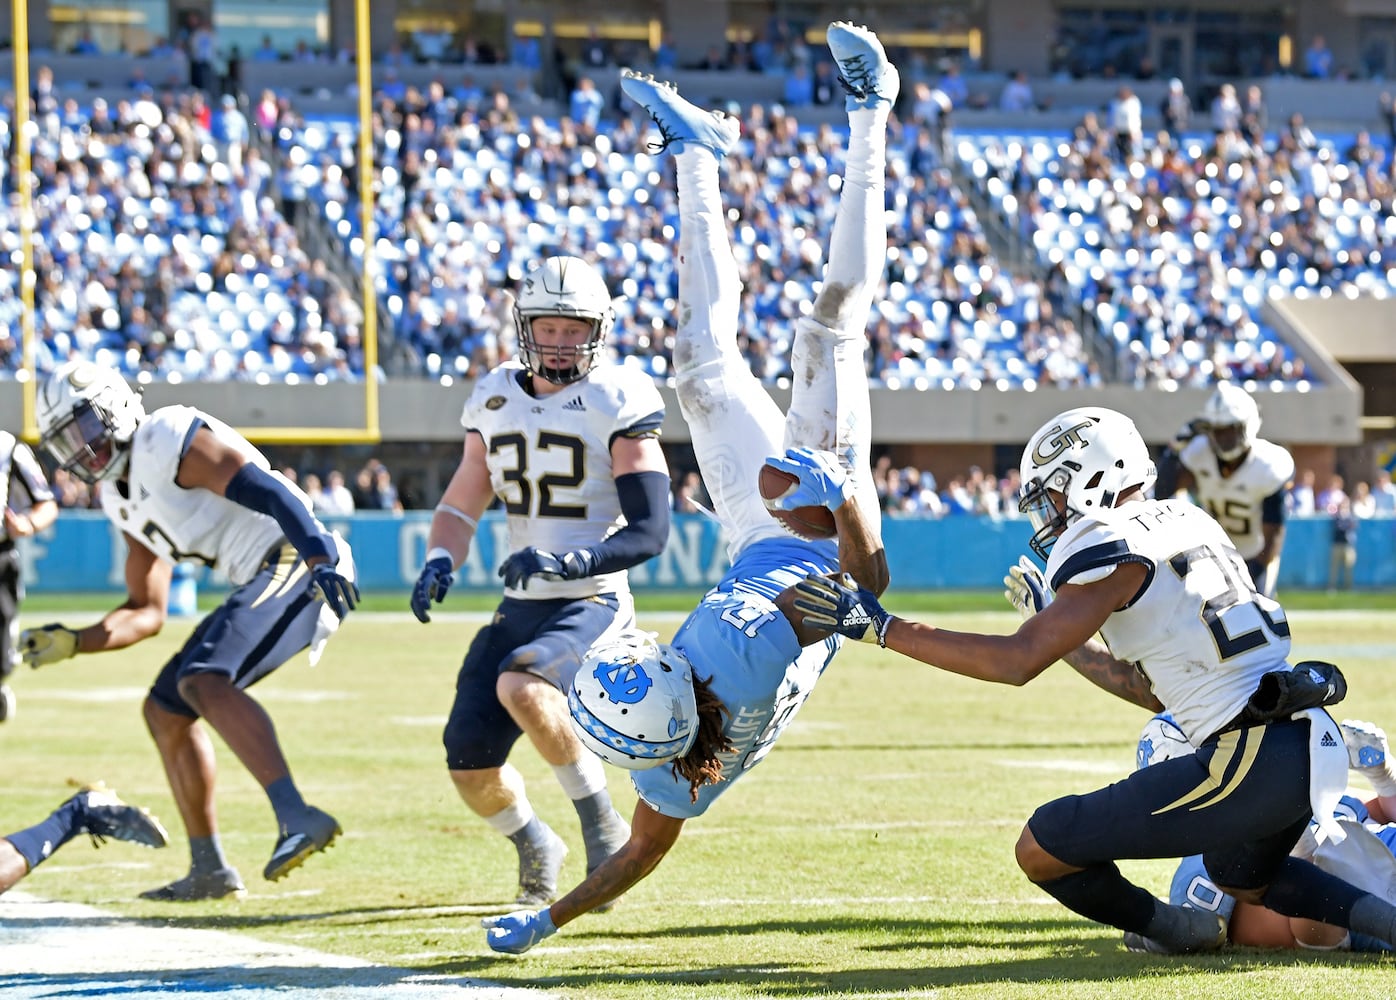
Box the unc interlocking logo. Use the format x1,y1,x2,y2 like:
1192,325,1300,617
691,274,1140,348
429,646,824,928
593,657,653,704
1031,418,1096,465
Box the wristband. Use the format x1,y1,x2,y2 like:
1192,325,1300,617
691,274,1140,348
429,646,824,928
426,546,455,565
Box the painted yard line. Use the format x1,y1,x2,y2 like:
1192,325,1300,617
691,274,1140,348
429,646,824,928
0,891,552,1000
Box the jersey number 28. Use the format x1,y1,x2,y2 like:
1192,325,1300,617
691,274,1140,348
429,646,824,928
1168,544,1289,661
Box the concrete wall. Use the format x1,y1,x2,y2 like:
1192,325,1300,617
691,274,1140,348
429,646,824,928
0,380,1361,448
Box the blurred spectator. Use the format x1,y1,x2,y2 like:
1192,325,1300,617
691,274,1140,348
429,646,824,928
253,35,280,62
214,95,250,174
783,63,815,107
999,71,1035,112
1304,34,1333,79
187,12,218,93
1317,474,1347,515
1160,78,1189,139
1373,469,1396,515
71,27,100,55
1350,481,1376,519
317,470,356,516
1109,85,1142,161
937,61,968,108
673,471,707,513
510,30,541,69
1287,470,1317,516
1326,497,1357,592
653,33,679,71
371,466,402,512
1240,84,1267,145
1210,82,1241,133
568,76,605,129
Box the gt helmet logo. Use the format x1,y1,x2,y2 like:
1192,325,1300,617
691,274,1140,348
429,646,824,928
1031,419,1095,466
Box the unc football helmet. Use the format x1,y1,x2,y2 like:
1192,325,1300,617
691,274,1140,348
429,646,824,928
1018,407,1157,560
36,361,145,484
1199,382,1261,463
568,630,699,770
513,256,614,385
1136,712,1194,770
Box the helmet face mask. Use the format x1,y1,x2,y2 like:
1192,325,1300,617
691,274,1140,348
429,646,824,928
37,362,144,485
568,631,699,770
1018,407,1157,560
513,256,614,385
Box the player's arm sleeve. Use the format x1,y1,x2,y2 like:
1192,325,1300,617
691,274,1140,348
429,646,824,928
1260,487,1286,526
569,470,671,576
224,462,337,563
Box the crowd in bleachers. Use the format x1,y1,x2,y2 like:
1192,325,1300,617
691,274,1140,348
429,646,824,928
0,77,365,382
273,73,1099,389
963,74,1396,388
4,30,1395,393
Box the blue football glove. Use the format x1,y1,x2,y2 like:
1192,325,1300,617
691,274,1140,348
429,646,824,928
481,907,557,955
311,562,359,620
792,573,893,646
1003,555,1052,622
410,556,455,623
764,447,854,512
498,546,594,590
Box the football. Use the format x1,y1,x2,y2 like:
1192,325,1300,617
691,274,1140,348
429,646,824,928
758,463,837,541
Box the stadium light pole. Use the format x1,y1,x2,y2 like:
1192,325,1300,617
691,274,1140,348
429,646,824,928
13,0,36,441
237,0,382,445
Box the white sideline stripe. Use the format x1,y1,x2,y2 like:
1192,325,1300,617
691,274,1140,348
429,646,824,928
0,891,553,1000
997,758,1129,775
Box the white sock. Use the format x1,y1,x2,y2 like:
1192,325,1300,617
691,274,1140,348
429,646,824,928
843,106,889,190
483,799,532,838
553,754,607,800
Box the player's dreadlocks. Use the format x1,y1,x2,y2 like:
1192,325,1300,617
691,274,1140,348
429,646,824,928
671,672,733,803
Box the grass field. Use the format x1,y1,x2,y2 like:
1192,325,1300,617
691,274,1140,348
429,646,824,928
5,592,1396,999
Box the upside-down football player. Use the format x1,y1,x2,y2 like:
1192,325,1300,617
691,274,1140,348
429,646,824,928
481,22,896,953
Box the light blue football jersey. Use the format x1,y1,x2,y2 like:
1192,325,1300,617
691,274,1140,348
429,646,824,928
632,536,840,819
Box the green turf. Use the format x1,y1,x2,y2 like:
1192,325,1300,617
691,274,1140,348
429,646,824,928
5,602,1395,998
22,586,1396,616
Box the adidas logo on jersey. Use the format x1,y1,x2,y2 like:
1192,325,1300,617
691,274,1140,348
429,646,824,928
1321,729,1339,749
562,397,587,412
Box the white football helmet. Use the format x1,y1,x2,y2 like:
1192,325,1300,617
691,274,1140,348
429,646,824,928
36,361,145,484
513,255,614,385
1136,712,1194,770
568,630,699,770
1199,382,1260,463
1018,407,1157,560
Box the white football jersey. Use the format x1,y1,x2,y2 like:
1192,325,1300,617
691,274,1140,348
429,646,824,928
99,406,319,585
463,360,665,600
1179,435,1295,560
1046,498,1292,744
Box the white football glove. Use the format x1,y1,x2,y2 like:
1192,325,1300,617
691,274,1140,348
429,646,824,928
1003,556,1051,622
19,624,79,668
1340,719,1396,797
